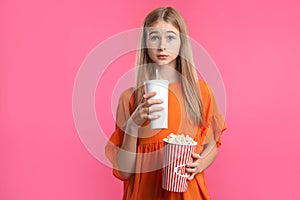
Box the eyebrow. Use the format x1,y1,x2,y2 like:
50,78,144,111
165,31,178,35
149,30,160,36
148,30,178,36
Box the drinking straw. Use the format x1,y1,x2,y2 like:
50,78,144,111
156,69,158,80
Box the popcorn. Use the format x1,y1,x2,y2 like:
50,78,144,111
163,133,197,145
162,133,197,192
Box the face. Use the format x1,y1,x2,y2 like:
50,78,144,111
146,21,181,68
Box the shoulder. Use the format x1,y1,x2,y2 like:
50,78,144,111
198,80,212,100
119,87,135,101
198,79,209,90
118,87,135,110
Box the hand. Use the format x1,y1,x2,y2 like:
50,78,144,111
130,91,164,127
185,152,204,181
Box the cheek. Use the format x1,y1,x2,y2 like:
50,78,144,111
147,48,156,60
169,41,181,55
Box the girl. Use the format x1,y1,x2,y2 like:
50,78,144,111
106,7,226,200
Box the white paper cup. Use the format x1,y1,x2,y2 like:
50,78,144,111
162,140,197,192
144,80,169,129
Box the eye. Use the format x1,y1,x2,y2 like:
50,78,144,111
167,35,176,41
150,35,160,41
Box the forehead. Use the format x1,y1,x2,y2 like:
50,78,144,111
146,21,179,34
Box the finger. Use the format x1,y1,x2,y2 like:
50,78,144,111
140,107,163,115
145,99,164,106
185,166,197,173
186,162,198,168
143,91,157,99
149,106,164,113
188,173,195,181
148,114,160,120
191,152,201,159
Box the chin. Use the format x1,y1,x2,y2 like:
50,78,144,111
154,60,172,66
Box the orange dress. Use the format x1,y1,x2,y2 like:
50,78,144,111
105,80,226,200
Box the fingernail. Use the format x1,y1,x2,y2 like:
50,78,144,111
153,115,160,119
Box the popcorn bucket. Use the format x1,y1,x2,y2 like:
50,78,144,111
162,141,197,192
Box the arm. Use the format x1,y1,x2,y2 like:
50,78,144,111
185,81,226,180
186,139,218,181
116,119,139,179
116,92,164,179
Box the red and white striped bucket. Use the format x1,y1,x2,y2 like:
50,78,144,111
162,141,197,192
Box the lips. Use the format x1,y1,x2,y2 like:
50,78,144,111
157,55,169,59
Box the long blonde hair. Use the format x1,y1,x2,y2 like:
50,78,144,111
134,7,205,127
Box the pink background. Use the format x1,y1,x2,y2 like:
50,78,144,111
1,0,300,199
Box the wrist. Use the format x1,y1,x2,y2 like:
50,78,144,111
125,118,140,137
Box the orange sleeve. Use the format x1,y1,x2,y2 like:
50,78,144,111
105,88,134,181
200,81,227,147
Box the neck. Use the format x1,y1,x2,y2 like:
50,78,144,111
155,64,180,83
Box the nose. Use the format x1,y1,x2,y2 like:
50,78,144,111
158,38,166,50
